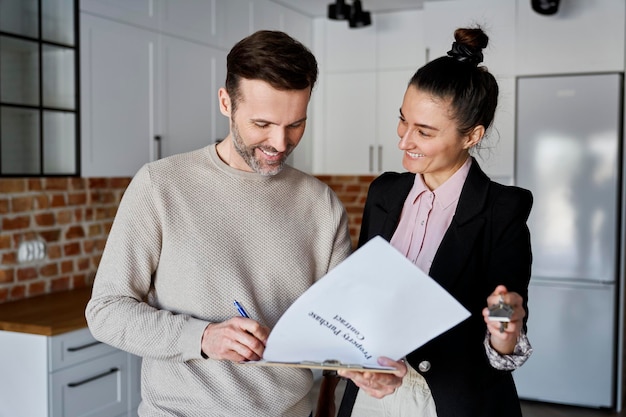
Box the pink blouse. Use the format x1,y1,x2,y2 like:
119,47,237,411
390,157,472,273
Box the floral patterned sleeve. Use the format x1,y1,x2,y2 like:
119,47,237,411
483,330,533,371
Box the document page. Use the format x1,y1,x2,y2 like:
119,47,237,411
252,236,470,372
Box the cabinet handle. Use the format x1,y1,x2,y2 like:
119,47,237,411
426,47,430,63
154,135,162,159
369,145,374,172
378,145,382,172
66,341,102,352
67,367,119,388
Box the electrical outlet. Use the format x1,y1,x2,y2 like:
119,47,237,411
17,240,46,263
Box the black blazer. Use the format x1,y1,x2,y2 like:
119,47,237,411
339,160,533,417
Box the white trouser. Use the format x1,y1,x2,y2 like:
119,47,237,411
351,363,437,417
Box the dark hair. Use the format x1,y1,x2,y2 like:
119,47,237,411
225,30,318,111
408,27,498,137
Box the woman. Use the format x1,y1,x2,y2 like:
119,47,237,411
336,27,533,417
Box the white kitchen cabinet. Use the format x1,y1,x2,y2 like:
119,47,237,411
80,13,229,177
50,350,128,417
280,7,314,51
80,14,155,177
128,353,142,417
423,0,516,77
515,0,625,75
220,0,315,51
79,0,312,51
159,0,227,48
0,327,140,417
376,69,416,173
320,72,376,174
252,0,283,32
252,0,314,49
221,0,253,50
80,0,227,48
157,35,228,158
79,0,159,31
312,10,424,174
317,69,411,175
322,19,377,72
376,10,424,71
80,0,314,177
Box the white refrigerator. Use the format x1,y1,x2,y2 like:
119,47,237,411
513,73,624,410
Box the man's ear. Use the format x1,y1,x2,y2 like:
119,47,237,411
218,88,231,117
464,125,485,149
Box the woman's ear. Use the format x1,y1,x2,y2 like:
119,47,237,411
464,125,485,149
218,88,231,117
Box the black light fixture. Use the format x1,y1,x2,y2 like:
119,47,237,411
531,0,560,15
328,0,350,20
349,0,372,28
327,0,372,28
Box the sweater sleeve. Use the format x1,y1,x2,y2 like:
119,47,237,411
326,188,353,272
85,165,209,362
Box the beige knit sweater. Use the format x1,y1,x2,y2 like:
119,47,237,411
86,144,352,416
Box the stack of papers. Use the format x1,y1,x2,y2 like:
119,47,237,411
248,236,470,373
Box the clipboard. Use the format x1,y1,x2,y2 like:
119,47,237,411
242,359,397,373
243,237,470,373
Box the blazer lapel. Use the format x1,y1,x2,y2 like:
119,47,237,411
429,161,491,290
378,174,415,240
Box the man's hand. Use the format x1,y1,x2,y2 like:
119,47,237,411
201,317,270,361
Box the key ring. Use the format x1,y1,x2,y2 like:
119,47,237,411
489,294,513,333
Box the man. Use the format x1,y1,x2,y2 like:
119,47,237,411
86,30,404,417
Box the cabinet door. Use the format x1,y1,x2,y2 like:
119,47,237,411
280,6,313,49
223,0,253,49
81,14,155,177
321,72,376,174
158,35,227,158
377,70,412,174
128,354,142,417
0,332,48,417
49,327,117,372
50,350,129,417
423,0,516,77
80,0,159,30
159,0,222,46
376,10,424,71
251,0,282,31
323,19,377,72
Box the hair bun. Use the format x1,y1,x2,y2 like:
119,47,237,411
447,42,484,65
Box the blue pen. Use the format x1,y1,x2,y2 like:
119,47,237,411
234,300,250,318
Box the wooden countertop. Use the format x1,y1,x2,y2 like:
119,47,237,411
0,287,92,336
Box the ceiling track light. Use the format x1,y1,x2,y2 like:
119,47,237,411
531,0,560,15
328,0,350,20
327,0,371,29
349,0,371,28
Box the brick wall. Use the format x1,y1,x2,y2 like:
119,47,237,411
316,175,376,248
0,175,375,304
0,177,130,303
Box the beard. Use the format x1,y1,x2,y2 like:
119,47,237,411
231,118,293,176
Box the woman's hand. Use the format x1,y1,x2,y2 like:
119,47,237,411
338,357,407,398
482,284,526,354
